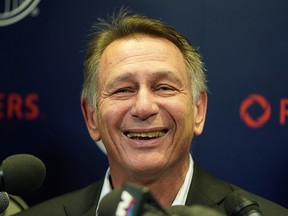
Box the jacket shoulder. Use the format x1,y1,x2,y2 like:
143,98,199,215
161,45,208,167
14,179,104,216
187,162,288,215
248,192,288,215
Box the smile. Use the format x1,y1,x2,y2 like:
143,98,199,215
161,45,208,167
125,130,167,139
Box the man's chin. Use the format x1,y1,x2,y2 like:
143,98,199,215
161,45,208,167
127,158,168,176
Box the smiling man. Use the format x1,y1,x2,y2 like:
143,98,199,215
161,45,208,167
82,34,207,208
15,8,287,216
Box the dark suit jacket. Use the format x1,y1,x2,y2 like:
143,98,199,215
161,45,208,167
15,162,287,216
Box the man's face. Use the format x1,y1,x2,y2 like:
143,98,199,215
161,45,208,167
84,36,206,176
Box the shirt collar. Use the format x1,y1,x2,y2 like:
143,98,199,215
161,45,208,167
171,154,194,206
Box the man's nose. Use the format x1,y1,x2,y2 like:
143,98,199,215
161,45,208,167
130,87,159,120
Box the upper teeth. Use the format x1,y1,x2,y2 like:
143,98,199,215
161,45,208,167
126,131,165,138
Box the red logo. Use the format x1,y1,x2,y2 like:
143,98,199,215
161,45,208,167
240,94,271,128
0,92,41,120
280,99,288,125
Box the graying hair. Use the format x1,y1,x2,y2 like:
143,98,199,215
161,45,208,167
81,8,207,109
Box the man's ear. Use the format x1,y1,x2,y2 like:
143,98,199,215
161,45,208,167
81,99,101,141
194,91,208,136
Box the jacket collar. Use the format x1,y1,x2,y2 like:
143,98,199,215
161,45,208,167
63,180,103,216
185,161,232,209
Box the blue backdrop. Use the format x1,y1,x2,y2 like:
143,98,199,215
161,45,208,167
1,0,287,208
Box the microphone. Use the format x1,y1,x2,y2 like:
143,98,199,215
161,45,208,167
224,190,263,216
98,183,168,216
0,154,46,195
98,188,122,216
0,192,9,214
166,205,225,216
98,183,225,216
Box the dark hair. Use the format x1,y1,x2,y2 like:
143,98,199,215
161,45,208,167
82,8,207,108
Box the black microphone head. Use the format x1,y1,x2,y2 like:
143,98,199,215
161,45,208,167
224,190,263,216
98,183,169,216
0,191,9,214
98,184,165,216
167,205,225,216
166,205,193,216
98,189,123,216
1,154,46,195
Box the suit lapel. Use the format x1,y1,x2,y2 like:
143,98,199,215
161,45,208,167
185,161,233,209
63,179,103,216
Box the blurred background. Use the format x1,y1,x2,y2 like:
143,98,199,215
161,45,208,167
0,0,287,208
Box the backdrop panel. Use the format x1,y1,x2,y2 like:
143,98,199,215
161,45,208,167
0,0,287,208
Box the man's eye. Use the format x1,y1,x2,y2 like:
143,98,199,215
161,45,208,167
113,88,134,94
156,86,176,91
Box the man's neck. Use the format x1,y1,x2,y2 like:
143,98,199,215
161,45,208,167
110,155,190,208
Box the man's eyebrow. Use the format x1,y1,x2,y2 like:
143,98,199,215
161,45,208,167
106,72,134,89
106,70,183,88
151,71,183,86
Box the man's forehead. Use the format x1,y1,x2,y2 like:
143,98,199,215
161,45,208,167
105,70,184,86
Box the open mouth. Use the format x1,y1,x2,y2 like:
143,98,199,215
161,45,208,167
124,130,168,140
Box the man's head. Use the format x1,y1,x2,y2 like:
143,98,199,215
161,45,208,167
81,8,207,109
81,8,208,184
